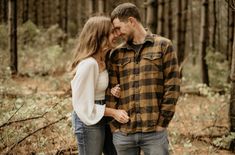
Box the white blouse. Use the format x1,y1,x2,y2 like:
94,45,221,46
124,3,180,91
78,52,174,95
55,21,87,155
71,57,109,125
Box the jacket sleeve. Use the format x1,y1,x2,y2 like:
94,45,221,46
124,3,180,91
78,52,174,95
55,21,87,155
71,59,105,125
157,41,180,127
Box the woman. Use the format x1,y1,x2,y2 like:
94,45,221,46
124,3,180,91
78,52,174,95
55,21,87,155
70,16,129,155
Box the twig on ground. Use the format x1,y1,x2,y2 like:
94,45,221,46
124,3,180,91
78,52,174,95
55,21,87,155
4,116,67,154
0,101,60,128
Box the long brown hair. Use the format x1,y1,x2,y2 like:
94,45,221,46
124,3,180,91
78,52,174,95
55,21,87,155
70,16,111,71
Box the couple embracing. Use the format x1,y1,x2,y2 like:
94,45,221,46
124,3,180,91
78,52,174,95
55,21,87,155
70,3,180,155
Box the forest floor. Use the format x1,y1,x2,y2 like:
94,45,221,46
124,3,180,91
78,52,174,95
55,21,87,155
0,73,234,155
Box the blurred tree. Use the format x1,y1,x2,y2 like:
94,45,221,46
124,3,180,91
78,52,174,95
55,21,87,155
8,0,18,75
230,28,235,152
167,0,173,40
1,0,8,24
189,0,196,65
226,0,235,151
211,0,217,49
176,0,182,65
158,0,165,36
146,0,158,33
32,0,38,25
199,0,210,85
22,0,29,23
228,5,235,73
98,0,106,14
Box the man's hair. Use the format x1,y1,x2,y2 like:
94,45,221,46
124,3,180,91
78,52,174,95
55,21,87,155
111,3,141,23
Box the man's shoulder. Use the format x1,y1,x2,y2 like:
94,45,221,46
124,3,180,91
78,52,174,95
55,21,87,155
150,34,172,48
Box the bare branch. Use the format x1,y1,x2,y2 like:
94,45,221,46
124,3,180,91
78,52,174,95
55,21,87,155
0,101,60,128
3,116,67,154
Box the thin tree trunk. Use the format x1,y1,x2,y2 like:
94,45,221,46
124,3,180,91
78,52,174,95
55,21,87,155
78,0,87,34
57,0,63,29
229,26,235,152
217,0,221,52
22,0,29,23
159,0,165,36
32,0,38,25
228,8,235,74
176,0,183,65
3,0,8,23
146,0,158,34
64,0,68,33
190,0,196,65
167,0,173,40
199,0,209,85
8,0,18,75
41,0,46,27
89,0,95,17
181,0,189,66
98,0,105,13
212,0,217,49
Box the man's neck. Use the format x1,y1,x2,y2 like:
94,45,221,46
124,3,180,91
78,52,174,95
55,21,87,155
133,25,147,45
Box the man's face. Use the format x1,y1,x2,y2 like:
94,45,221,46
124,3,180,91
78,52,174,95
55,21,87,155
112,18,134,42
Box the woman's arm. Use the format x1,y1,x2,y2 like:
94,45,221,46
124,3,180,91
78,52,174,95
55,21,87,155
104,107,129,124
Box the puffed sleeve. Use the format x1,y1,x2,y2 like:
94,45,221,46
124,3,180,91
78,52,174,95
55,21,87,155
71,59,106,125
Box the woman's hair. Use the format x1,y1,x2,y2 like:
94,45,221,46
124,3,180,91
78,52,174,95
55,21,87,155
70,16,111,71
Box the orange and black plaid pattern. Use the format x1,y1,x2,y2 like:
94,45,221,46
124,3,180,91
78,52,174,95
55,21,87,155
106,34,180,134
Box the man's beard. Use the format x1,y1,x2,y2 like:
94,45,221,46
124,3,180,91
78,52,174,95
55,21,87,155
127,33,134,43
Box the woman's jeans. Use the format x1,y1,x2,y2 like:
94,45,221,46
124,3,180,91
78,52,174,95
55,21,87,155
72,111,117,155
113,130,169,155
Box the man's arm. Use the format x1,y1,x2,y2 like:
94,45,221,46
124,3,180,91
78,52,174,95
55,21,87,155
157,41,180,128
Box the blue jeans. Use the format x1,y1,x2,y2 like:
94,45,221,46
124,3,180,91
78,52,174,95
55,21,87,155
72,111,117,155
113,130,169,155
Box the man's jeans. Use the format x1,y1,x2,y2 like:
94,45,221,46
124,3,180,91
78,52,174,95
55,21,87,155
72,111,117,155
113,130,169,155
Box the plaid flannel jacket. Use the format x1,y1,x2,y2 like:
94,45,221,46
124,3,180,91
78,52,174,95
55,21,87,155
106,34,180,134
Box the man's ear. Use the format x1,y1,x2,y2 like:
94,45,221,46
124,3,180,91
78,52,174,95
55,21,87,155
128,17,136,26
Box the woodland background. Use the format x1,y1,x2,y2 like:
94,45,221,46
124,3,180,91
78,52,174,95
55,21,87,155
1,0,235,154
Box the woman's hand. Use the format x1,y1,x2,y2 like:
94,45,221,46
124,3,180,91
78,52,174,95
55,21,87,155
113,109,129,124
111,84,121,98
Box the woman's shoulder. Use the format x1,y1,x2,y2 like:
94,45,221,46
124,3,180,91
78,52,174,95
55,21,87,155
78,57,98,69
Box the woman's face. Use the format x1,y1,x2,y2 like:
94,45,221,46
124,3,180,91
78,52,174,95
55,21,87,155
108,26,119,49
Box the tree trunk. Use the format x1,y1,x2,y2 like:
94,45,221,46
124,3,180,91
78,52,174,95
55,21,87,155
211,0,217,49
167,0,173,40
3,0,8,24
65,0,68,33
228,7,235,74
158,0,165,36
57,0,63,29
176,0,183,65
89,0,95,17
8,0,18,75
146,0,158,34
32,0,38,25
190,0,196,65
78,0,87,34
199,0,209,85
181,0,188,65
98,0,105,14
229,25,235,152
22,0,29,23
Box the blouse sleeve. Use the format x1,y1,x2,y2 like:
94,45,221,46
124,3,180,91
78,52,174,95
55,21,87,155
71,59,106,125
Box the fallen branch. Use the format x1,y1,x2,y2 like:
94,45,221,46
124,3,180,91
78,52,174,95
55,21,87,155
4,116,67,154
0,101,60,128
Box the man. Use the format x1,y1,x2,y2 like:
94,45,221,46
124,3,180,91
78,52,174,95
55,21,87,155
106,3,180,155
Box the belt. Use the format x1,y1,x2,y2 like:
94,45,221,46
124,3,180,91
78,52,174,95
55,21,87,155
95,100,105,105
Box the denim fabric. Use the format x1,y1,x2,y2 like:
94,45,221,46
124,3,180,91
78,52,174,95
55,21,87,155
113,130,169,155
72,111,117,155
